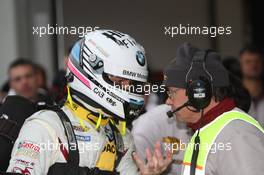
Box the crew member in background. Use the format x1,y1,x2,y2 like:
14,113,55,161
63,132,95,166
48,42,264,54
7,59,53,106
239,44,264,126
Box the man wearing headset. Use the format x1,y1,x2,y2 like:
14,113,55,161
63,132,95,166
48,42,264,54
163,43,264,175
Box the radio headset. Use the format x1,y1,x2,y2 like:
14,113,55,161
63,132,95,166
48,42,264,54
167,50,213,175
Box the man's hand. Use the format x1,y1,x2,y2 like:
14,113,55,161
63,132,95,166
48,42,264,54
132,142,173,175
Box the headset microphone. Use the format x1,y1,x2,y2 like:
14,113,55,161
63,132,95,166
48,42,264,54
167,101,189,118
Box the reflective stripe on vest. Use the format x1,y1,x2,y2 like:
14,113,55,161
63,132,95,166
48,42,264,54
182,110,264,175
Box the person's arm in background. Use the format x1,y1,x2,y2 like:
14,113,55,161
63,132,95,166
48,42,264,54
132,104,190,175
132,117,158,161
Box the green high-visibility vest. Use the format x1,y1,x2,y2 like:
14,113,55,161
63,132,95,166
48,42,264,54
182,110,264,175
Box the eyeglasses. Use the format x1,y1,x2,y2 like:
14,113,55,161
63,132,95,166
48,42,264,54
167,88,180,100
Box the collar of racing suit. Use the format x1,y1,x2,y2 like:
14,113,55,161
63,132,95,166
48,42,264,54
187,98,236,131
65,100,108,125
65,97,126,135
65,85,127,135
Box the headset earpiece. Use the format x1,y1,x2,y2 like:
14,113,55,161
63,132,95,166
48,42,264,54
186,76,212,110
185,50,213,110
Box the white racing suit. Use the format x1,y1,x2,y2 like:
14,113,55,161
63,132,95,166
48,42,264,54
7,106,138,175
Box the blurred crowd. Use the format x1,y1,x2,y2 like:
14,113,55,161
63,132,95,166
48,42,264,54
0,58,67,107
